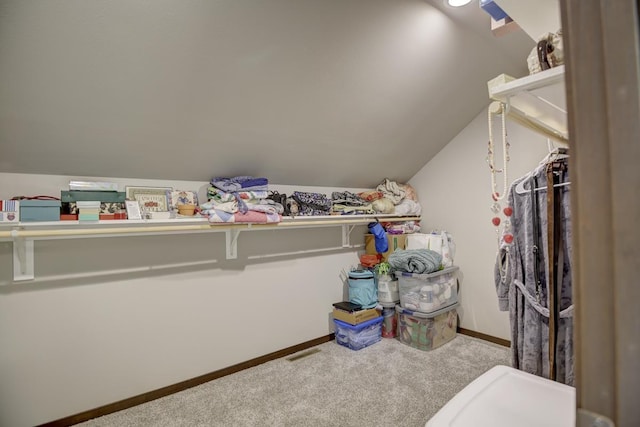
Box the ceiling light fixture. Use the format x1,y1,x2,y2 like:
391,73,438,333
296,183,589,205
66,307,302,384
447,0,472,6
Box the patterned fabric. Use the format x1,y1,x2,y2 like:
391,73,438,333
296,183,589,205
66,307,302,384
64,202,126,215
331,191,367,206
245,200,282,215
200,200,238,214
292,191,332,216
494,160,574,386
210,176,268,192
266,191,289,215
285,197,300,216
207,187,267,203
331,203,374,215
399,184,418,202
207,187,268,214
298,206,329,216
384,221,421,234
358,191,384,202
207,210,281,224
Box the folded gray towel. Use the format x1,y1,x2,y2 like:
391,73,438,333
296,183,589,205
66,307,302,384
388,249,442,274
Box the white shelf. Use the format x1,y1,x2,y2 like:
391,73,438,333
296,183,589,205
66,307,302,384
0,214,420,282
488,66,568,144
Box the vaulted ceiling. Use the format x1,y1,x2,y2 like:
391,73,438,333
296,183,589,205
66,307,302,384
0,0,535,187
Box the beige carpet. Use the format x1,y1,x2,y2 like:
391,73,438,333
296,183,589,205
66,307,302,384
78,335,510,427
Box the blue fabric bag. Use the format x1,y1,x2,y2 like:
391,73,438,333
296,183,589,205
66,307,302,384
348,269,377,309
368,222,388,253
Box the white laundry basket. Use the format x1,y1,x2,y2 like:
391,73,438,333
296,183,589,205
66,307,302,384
426,365,576,427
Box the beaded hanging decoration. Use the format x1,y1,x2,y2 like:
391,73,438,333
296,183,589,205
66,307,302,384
487,102,514,245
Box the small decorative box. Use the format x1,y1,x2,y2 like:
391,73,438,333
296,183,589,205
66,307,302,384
0,200,20,222
64,201,126,215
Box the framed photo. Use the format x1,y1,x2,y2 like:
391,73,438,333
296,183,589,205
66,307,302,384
125,186,172,212
167,190,199,210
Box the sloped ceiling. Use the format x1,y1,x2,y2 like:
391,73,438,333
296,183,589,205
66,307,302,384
0,0,533,188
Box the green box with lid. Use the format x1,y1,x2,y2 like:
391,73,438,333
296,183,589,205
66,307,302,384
60,191,126,203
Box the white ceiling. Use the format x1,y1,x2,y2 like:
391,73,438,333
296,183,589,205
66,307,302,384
0,0,534,188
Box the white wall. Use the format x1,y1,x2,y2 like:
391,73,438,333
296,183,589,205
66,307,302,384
409,107,553,340
0,174,368,427
0,0,531,188
0,119,553,425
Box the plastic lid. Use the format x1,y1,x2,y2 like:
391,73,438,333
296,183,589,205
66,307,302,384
394,265,459,279
378,302,398,308
333,316,383,330
349,269,374,279
426,365,575,427
395,302,459,318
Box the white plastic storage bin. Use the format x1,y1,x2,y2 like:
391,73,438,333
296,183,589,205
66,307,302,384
396,303,458,351
377,274,399,303
396,266,458,314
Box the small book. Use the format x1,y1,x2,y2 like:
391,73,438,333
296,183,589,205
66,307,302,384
332,301,362,312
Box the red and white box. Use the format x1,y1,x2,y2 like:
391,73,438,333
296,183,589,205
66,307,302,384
0,200,20,222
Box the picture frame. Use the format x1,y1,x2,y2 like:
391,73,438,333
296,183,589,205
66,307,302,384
167,190,199,210
125,186,172,212
125,200,143,220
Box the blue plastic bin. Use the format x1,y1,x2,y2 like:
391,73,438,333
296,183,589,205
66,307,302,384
333,316,383,351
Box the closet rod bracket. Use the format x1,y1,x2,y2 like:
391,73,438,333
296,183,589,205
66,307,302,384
12,232,35,282
225,229,241,259
341,225,356,248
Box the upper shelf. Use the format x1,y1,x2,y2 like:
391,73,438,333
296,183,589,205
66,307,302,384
0,214,419,238
0,214,420,281
488,65,568,144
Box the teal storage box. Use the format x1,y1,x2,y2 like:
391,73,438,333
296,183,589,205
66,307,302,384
20,200,61,222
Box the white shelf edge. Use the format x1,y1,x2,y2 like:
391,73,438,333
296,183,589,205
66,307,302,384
488,66,568,144
489,65,565,99
0,214,418,232
0,214,420,282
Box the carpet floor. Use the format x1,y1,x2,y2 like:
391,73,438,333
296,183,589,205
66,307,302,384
78,334,510,427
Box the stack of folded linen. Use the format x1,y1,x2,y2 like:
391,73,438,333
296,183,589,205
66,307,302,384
374,178,422,216
201,176,283,224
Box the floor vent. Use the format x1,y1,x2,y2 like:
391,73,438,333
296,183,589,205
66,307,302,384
286,348,321,362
